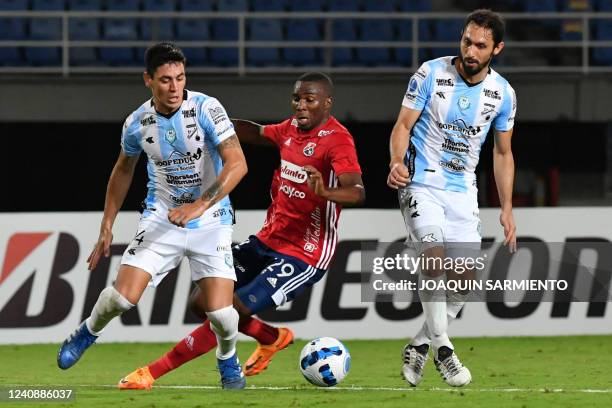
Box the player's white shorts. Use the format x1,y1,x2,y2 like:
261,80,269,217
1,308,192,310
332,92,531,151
399,181,481,246
120,215,236,287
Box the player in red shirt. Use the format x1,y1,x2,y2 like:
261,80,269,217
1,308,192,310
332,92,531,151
118,72,365,389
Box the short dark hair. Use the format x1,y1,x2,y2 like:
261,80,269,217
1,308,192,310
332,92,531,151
463,9,505,46
144,42,186,77
296,72,334,96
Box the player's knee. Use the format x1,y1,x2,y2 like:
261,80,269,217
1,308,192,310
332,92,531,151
206,305,239,339
97,286,134,316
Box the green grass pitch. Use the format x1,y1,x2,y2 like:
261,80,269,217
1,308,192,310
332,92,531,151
1,336,611,407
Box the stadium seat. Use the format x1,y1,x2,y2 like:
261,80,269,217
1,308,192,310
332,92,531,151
593,20,612,64
560,0,592,41
251,0,285,11
106,0,139,10
210,19,238,66
522,0,558,11
0,0,27,9
100,19,138,65
397,0,431,11
247,19,283,66
431,19,462,59
561,0,592,11
363,0,394,11
357,19,393,65
284,19,321,65
25,18,62,65
141,0,175,41
217,0,247,11
69,18,100,65
178,0,213,11
176,19,209,65
31,0,65,10
329,0,360,11
598,0,612,10
67,0,101,9
288,0,324,11
395,19,431,65
0,17,26,65
143,0,175,10
331,19,356,65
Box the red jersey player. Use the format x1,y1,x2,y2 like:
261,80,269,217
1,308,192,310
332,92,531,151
118,72,365,390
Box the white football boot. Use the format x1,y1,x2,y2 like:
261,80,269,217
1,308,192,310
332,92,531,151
401,343,429,386
434,346,472,387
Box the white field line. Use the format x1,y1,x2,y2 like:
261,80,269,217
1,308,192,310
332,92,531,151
4,384,612,393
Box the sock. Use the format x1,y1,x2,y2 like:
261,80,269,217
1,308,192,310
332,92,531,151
148,320,217,379
207,305,239,360
85,286,134,335
418,274,451,352
412,291,468,348
239,316,279,345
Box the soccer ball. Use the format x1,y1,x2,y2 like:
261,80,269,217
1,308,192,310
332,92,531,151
299,337,351,387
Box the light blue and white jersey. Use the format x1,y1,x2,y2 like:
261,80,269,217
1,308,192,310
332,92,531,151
402,56,516,193
121,90,235,229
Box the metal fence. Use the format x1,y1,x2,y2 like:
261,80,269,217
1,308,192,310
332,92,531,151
0,11,611,76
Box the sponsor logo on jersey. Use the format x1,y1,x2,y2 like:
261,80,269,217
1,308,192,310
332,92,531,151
408,77,418,92
483,88,502,100
165,129,177,144
140,115,156,127
442,138,470,154
436,78,454,87
216,244,231,252
166,173,202,186
439,158,466,172
415,69,426,79
303,142,317,157
318,129,334,137
182,107,196,118
436,91,445,99
436,120,481,137
170,192,195,204
458,96,470,110
304,242,316,253
208,106,227,125
291,118,298,127
280,159,308,183
421,233,438,242
267,277,278,288
284,138,292,146
280,183,306,199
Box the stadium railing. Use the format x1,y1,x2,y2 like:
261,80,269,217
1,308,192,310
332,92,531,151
0,11,610,76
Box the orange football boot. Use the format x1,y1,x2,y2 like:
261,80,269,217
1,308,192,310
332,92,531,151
118,366,155,390
243,327,294,376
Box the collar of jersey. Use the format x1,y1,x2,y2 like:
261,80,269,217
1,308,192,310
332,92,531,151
450,56,490,88
294,115,334,139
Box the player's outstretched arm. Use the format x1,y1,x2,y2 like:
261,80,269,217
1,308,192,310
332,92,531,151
88,151,140,270
493,128,517,253
168,135,248,227
304,165,365,207
388,107,421,189
231,119,273,146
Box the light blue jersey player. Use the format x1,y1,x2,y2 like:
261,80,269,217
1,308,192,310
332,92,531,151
57,43,248,389
388,10,518,388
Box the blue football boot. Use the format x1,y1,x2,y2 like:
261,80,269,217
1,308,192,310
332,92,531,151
57,322,98,369
217,352,246,389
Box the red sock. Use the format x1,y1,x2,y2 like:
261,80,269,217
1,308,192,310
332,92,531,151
239,316,279,345
148,320,217,379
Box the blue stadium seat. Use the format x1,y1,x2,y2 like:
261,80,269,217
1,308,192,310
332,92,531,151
397,0,431,11
251,0,285,11
593,20,612,64
211,19,238,66
247,19,283,65
25,18,62,65
141,0,175,41
31,0,65,10
217,0,247,11
357,19,393,65
363,0,394,11
560,0,592,40
176,19,209,65
179,0,213,10
0,0,27,9
69,18,99,65
329,0,359,11
523,0,558,11
431,19,461,58
100,19,137,65
598,0,612,10
288,0,324,11
106,0,139,10
331,19,356,65
68,0,101,9
284,19,321,65
0,17,26,65
143,0,175,10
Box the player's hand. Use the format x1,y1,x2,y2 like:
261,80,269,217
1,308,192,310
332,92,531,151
500,209,517,253
387,161,410,189
168,199,209,227
303,165,328,199
87,228,113,271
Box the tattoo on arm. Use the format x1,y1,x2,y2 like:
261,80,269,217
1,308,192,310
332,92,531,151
218,135,241,152
202,181,222,202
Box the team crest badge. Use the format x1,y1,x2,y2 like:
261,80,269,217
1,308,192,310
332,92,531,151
458,96,470,110
303,142,317,157
165,129,177,144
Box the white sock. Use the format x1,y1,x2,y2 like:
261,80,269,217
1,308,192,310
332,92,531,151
207,305,239,360
418,274,450,352
412,291,468,349
85,286,134,335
